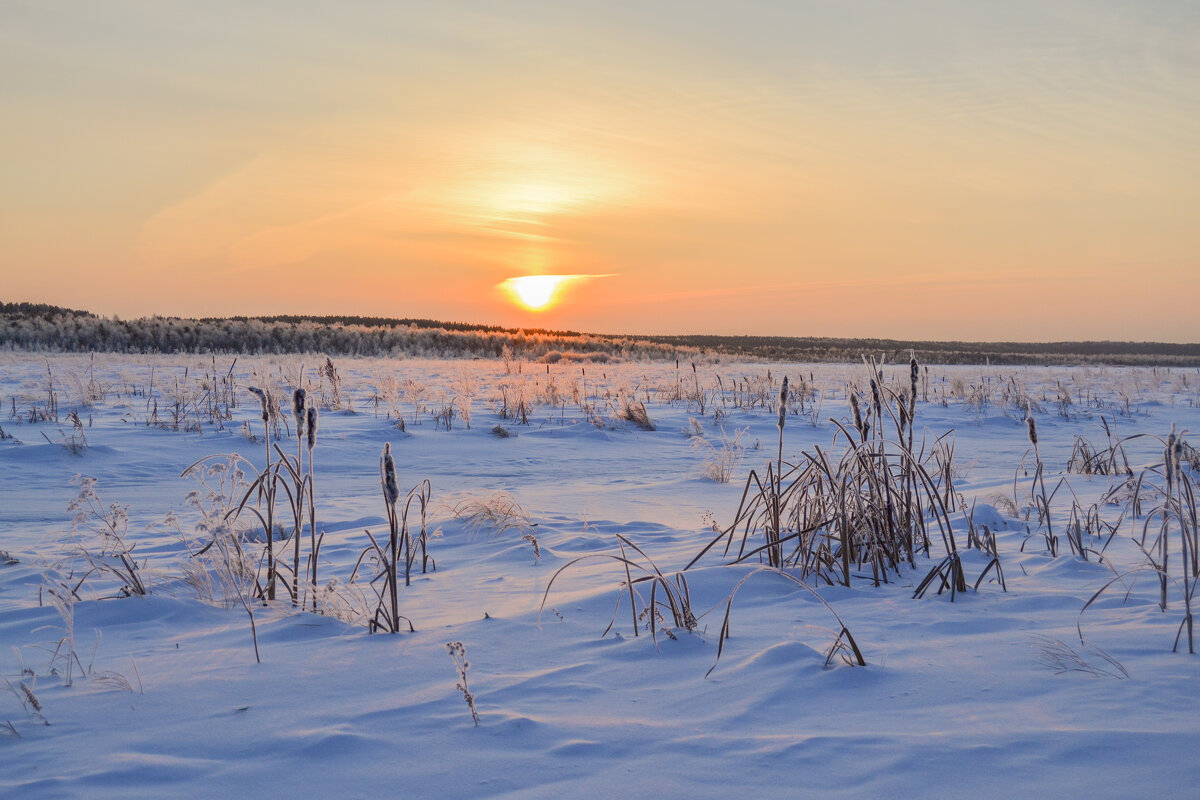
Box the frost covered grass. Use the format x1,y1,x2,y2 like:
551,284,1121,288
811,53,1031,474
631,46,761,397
1,352,1199,798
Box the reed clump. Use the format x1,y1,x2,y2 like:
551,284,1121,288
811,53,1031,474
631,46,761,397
689,361,979,600
350,443,434,633
1080,425,1199,653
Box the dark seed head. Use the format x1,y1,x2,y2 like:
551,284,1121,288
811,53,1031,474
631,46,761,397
248,386,269,422
292,388,307,426
778,376,788,430
306,405,318,449
381,443,399,506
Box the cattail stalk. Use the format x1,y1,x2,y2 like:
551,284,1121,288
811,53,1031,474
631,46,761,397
869,378,882,437
249,386,276,600
1026,413,1055,547
289,387,307,606
1162,426,1177,612
307,404,319,610
381,442,400,629
850,393,866,442
771,376,788,567
903,355,920,563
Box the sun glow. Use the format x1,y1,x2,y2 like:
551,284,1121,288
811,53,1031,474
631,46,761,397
501,275,572,311
498,273,618,312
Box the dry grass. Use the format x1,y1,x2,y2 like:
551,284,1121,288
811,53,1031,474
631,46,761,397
451,491,540,560
689,410,965,594
708,567,866,676
452,492,535,539
1080,427,1199,653
689,424,747,483
66,475,147,598
1031,635,1128,679
540,533,697,644
1066,417,1133,476
617,395,655,430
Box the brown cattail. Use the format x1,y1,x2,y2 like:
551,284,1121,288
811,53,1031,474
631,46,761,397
381,442,399,506
292,388,307,432
778,376,788,430
306,405,318,450
850,393,864,437
248,386,269,422
910,355,919,398
1166,426,1178,488
869,379,882,418
1026,415,1038,447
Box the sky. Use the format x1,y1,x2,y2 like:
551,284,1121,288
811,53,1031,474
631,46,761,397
2,1,1198,341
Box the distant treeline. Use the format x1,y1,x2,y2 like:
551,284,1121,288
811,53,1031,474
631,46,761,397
207,314,584,337
0,303,680,362
2,302,1198,366
649,334,1200,367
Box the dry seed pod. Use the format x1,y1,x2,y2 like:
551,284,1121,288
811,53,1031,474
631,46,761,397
306,405,318,449
292,388,307,431
381,442,399,506
248,386,269,422
1026,415,1038,447
778,376,788,430
1166,427,1178,488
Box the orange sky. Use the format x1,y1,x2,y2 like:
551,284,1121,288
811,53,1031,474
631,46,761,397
2,2,1198,341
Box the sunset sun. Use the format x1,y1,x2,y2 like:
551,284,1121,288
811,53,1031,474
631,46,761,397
503,275,568,311
498,274,616,312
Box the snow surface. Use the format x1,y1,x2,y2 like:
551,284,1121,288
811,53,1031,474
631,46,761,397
1,353,1199,799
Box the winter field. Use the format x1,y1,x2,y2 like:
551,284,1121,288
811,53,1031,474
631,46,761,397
1,351,1199,799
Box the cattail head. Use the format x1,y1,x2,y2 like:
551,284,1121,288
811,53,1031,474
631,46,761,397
248,386,269,422
305,405,318,450
778,376,788,430
1026,415,1038,447
850,393,864,436
869,379,881,416
910,355,919,394
1166,426,1179,488
292,388,307,429
381,442,399,506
